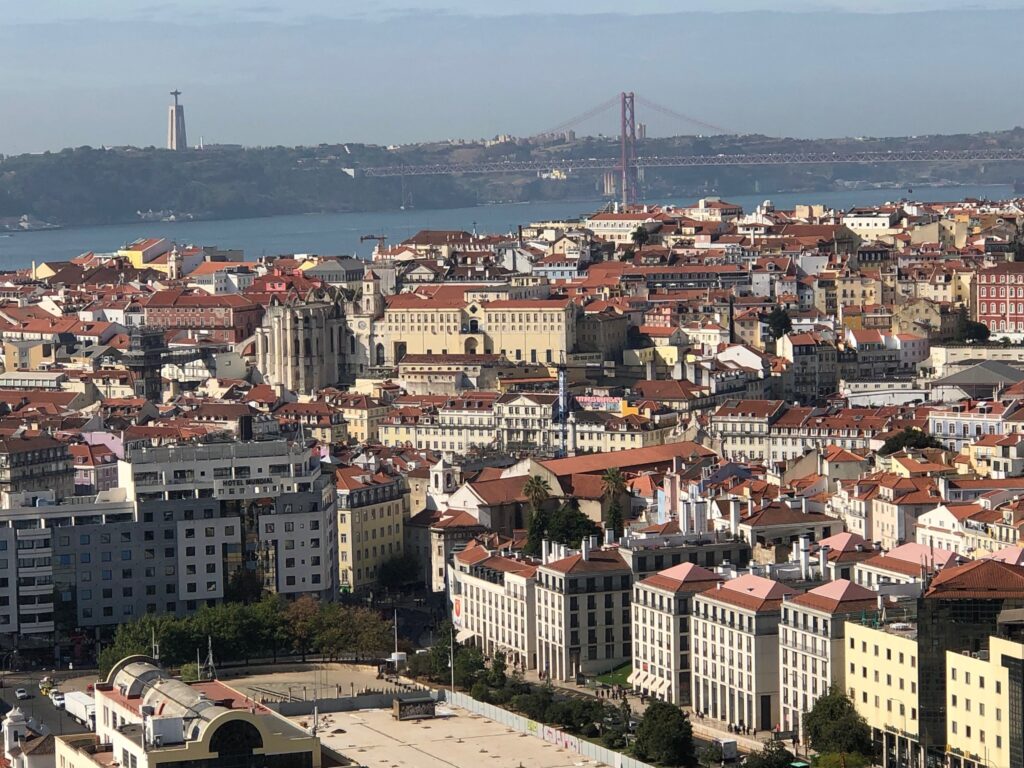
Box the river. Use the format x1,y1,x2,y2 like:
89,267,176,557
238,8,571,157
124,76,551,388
0,183,1014,270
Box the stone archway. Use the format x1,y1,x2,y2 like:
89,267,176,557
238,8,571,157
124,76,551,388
464,337,478,354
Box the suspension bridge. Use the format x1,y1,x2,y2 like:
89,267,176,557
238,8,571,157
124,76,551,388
348,92,1024,205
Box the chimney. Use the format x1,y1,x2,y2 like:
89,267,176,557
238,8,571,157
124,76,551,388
581,537,591,561
818,545,830,578
799,535,810,580
801,495,808,515
541,538,550,565
730,500,742,536
604,527,615,546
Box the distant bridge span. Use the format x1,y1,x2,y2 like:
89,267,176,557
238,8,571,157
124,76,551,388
353,148,1024,178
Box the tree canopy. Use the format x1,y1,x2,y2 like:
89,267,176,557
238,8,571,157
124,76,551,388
953,305,990,342
878,427,946,455
766,305,793,340
633,701,696,767
803,686,874,758
744,740,795,768
98,595,394,676
631,226,651,251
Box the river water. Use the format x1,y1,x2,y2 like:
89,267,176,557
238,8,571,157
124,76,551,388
0,184,1014,270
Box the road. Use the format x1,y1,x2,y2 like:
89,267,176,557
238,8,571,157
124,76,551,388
0,669,97,737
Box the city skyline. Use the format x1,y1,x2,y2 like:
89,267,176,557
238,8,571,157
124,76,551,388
2,4,1024,155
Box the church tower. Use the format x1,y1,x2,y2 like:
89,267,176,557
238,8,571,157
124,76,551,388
361,270,384,319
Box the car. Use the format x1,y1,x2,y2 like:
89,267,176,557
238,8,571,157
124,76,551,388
14,689,28,701
49,691,65,708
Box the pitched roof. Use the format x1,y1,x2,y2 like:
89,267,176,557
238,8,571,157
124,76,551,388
639,562,722,594
699,573,796,612
543,548,628,575
925,558,1024,600
789,579,878,614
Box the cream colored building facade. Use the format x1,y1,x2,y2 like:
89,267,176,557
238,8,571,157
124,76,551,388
845,621,920,768
450,548,538,670
381,296,577,366
336,468,410,593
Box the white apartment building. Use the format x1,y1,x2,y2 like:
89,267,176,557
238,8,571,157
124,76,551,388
691,574,796,732
494,392,559,454
630,562,721,705
779,580,879,739
450,545,538,670
536,540,632,681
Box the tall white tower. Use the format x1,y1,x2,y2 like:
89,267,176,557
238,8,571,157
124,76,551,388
167,89,187,151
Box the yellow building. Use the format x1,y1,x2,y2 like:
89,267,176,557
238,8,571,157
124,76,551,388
322,392,390,443
845,620,920,768
381,294,576,366
945,635,1024,768
117,237,170,268
336,466,410,593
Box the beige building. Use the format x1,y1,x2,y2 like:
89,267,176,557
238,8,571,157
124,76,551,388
779,580,878,739
845,620,920,768
381,294,577,366
379,394,497,454
630,563,721,705
450,543,538,670
945,635,1024,768
336,466,410,593
691,574,796,731
536,543,632,681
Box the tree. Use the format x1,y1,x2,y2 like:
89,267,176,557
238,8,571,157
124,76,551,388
546,498,600,549
697,743,723,767
766,305,793,340
453,643,486,688
953,305,990,342
878,427,945,455
523,475,552,524
803,686,873,757
524,503,549,557
285,595,321,662
601,467,628,539
631,225,651,252
633,701,696,767
606,500,624,540
744,741,794,768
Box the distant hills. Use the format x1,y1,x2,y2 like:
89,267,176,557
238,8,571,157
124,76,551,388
2,128,1024,228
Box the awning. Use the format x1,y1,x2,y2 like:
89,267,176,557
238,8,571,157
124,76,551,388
636,672,654,692
627,668,642,686
455,628,475,643
652,676,672,698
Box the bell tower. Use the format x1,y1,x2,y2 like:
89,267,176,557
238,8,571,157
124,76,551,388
361,270,383,319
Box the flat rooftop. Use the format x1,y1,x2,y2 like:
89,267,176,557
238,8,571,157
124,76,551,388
302,705,595,768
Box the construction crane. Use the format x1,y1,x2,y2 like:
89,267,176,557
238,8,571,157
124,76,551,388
359,234,388,254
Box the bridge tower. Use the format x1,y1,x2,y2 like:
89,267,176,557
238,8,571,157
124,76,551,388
619,92,639,207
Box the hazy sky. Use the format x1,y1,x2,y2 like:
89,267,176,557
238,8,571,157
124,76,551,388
3,1,1024,154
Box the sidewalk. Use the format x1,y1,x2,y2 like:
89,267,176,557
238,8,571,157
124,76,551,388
522,669,777,754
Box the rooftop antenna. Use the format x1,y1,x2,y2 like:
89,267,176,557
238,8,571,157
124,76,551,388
201,636,217,681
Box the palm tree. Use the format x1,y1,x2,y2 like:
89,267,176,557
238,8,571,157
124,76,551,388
601,467,627,539
630,225,651,253
523,474,552,524
600,467,627,502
